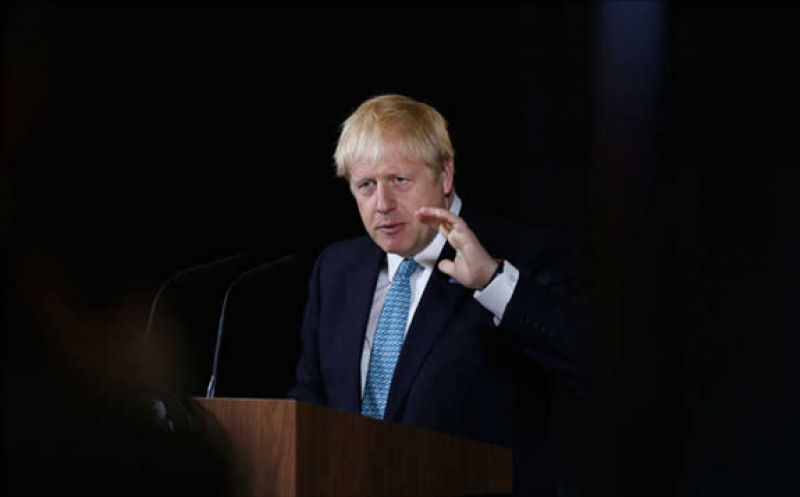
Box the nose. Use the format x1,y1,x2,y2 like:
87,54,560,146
376,181,396,214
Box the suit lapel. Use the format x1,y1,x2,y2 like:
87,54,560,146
383,241,472,420
339,242,384,413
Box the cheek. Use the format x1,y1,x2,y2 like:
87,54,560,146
399,193,423,213
355,198,374,221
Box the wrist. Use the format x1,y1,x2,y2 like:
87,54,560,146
480,258,504,291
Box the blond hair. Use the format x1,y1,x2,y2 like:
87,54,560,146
333,94,455,179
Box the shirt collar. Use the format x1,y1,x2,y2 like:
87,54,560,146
387,193,462,281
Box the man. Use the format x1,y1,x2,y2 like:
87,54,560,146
289,94,595,495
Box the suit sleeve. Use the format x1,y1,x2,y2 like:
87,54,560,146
287,250,328,406
497,233,603,388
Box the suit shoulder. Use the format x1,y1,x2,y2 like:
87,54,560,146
463,205,583,280
319,236,375,260
314,236,379,272
465,206,573,252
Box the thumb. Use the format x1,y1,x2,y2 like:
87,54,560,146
438,259,456,276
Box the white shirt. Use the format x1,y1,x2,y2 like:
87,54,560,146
360,194,521,395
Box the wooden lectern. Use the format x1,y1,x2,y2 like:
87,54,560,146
193,398,512,496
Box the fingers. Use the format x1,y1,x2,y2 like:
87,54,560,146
416,206,462,230
437,259,455,277
417,206,475,251
416,207,465,244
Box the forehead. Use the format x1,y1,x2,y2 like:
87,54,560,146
348,151,430,181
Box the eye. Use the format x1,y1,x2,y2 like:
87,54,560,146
392,176,408,184
356,180,375,194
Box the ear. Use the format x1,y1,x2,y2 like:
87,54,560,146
440,159,455,197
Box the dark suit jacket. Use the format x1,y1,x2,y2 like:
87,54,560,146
289,204,595,495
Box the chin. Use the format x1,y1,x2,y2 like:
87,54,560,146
381,242,409,256
376,237,413,256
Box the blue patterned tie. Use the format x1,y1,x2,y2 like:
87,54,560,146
362,258,419,420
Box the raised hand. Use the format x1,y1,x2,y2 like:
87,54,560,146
415,207,499,290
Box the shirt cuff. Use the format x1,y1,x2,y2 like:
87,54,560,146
474,260,520,324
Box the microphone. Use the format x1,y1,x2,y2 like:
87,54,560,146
142,254,246,365
205,254,297,398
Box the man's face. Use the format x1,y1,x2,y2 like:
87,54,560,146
349,149,453,258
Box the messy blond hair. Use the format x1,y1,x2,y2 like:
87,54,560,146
333,94,455,179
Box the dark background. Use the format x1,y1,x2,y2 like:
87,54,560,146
2,1,798,495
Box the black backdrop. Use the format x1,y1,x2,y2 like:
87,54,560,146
3,2,798,495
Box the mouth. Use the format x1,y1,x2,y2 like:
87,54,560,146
376,222,406,235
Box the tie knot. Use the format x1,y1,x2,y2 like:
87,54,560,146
396,258,419,280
